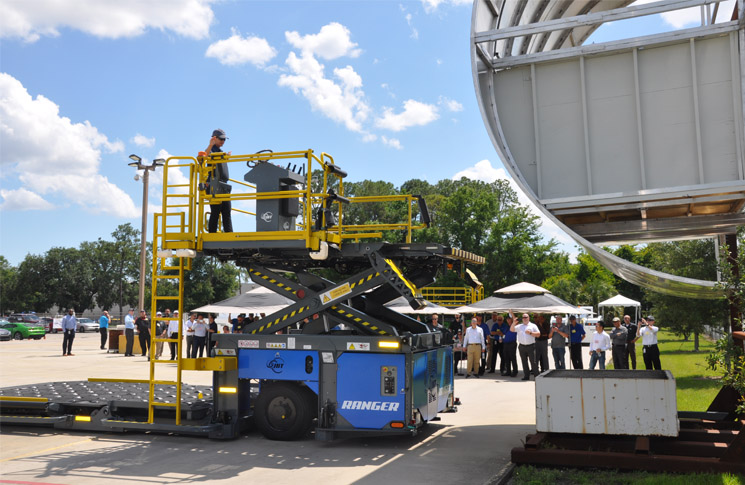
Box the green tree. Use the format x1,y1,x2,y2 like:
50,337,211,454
45,247,96,314
7,254,54,313
182,256,240,312
0,256,17,314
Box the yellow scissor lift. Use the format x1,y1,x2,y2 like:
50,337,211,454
145,149,447,428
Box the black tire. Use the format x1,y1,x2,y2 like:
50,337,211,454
255,383,313,441
13,332,23,340
78,327,85,333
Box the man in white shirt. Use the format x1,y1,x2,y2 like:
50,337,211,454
184,313,196,358
510,310,540,381
462,317,486,378
168,314,181,360
637,315,662,370
589,322,611,369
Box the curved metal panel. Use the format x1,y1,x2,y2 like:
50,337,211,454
471,0,737,299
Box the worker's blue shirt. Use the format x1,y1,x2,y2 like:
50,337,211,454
61,315,76,331
99,315,109,329
569,323,585,343
478,323,491,341
500,322,516,343
124,314,135,329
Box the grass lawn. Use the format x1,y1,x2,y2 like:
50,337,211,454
609,329,722,411
512,465,744,485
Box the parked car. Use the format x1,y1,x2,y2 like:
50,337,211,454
0,327,10,341
8,313,42,325
76,318,99,333
0,321,46,340
40,317,54,333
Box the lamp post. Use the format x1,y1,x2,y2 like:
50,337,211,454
128,154,165,312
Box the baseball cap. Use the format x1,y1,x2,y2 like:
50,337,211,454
212,129,228,140
612,317,620,322
647,315,655,321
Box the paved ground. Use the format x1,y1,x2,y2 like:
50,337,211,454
0,332,597,485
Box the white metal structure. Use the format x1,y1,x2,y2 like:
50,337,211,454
535,369,679,436
471,0,745,299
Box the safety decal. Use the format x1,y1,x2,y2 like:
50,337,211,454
237,340,260,349
346,342,370,351
266,342,286,349
320,282,352,304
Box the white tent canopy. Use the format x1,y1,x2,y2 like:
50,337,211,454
191,286,294,315
598,294,641,322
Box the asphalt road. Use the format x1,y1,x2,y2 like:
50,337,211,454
0,331,594,485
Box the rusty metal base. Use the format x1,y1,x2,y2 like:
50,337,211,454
512,416,744,474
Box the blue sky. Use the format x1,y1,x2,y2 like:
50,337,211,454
0,0,730,266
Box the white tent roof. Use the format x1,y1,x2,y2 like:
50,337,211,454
495,282,549,294
598,294,640,308
384,296,460,315
191,285,294,315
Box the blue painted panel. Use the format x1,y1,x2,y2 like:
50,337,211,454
238,349,319,381
336,353,405,429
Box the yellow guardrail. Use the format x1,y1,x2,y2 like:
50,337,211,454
421,286,485,307
156,149,429,252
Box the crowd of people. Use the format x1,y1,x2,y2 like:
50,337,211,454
439,311,662,380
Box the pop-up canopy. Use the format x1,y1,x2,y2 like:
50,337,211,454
598,294,641,322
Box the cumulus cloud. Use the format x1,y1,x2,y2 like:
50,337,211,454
0,188,55,211
0,72,137,217
132,133,155,148
381,136,402,150
278,51,369,132
453,159,577,254
0,0,216,42
285,22,361,60
205,29,277,67
375,99,439,132
421,0,472,14
438,96,463,112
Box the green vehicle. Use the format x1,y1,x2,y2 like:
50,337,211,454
1,320,46,340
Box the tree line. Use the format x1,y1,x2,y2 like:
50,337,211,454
1,177,740,346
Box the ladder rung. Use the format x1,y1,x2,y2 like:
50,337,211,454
152,380,179,386
150,402,178,407
154,296,180,300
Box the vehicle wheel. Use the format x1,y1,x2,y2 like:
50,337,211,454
54,329,60,334
13,332,23,340
79,327,85,333
255,383,313,441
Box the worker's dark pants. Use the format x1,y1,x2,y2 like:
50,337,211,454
552,346,566,369
518,343,538,378
62,330,75,355
535,339,549,373
626,342,637,369
192,336,206,358
612,345,627,369
502,341,518,375
169,332,179,359
186,335,194,358
208,201,233,233
125,328,134,355
570,343,584,369
139,330,151,356
100,328,108,349
489,340,502,371
643,344,662,370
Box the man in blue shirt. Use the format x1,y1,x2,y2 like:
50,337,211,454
98,311,109,350
499,317,518,377
123,308,135,357
61,309,77,356
568,315,586,369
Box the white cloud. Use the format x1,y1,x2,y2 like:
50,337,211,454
453,159,577,257
0,72,136,217
206,29,277,67
0,188,55,211
0,0,215,42
375,99,439,132
438,96,463,112
132,133,155,148
278,51,369,132
285,22,361,60
362,133,378,143
381,136,402,150
421,0,471,14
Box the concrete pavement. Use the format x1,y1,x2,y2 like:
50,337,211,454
0,332,599,484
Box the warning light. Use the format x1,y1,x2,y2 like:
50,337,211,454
75,415,92,422
378,341,400,349
218,386,238,394
390,421,405,429
297,289,306,299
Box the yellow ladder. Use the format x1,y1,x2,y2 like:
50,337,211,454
148,213,190,424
